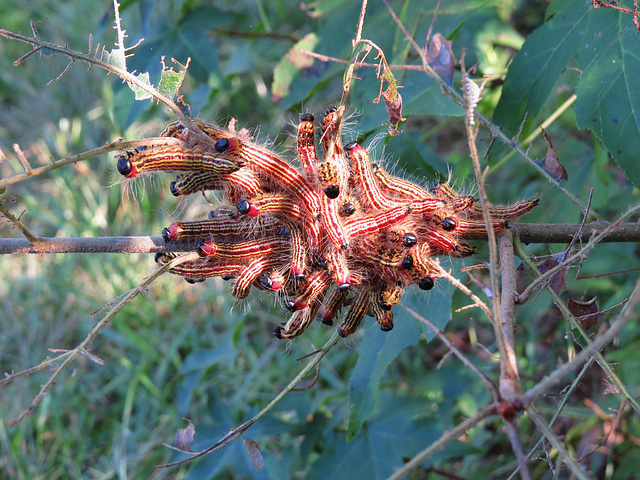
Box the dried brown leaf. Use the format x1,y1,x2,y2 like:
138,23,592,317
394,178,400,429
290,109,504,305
568,297,600,330
537,254,567,294
243,437,264,471
382,88,406,136
175,419,196,452
541,128,568,181
425,33,454,86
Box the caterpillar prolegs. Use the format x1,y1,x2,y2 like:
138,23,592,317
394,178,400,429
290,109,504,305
118,110,537,339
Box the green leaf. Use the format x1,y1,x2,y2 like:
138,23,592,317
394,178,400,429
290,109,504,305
310,391,474,480
574,10,640,188
272,33,319,102
493,0,588,133
346,314,421,440
129,71,153,100
157,58,188,100
102,46,127,70
405,279,453,342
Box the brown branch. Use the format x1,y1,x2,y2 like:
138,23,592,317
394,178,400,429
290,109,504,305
498,230,522,402
0,236,200,254
2,222,640,255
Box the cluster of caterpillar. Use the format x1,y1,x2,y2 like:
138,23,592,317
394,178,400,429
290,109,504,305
116,108,537,339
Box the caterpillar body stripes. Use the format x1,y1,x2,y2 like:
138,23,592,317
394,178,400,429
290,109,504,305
120,111,537,340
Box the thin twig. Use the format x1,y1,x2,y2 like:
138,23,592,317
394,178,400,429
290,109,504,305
534,267,640,413
384,403,498,480
435,263,493,319
7,252,200,427
353,0,368,46
0,137,183,189
406,306,499,401
0,24,213,152
519,274,640,409
12,144,32,173
156,331,341,469
504,419,531,480
516,205,640,304
0,203,41,245
526,406,590,480
506,358,595,480
0,350,75,387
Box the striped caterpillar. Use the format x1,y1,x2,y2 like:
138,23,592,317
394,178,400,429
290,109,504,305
117,110,537,339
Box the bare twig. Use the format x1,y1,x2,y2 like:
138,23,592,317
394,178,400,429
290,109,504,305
0,236,193,254
0,203,41,245
520,275,640,410
156,331,341,469
3,223,640,255
498,230,522,402
504,419,531,480
7,252,200,427
0,350,74,387
0,24,213,152
0,137,183,190
385,403,498,480
406,306,499,401
516,205,640,304
526,406,590,480
507,358,595,480
435,264,493,319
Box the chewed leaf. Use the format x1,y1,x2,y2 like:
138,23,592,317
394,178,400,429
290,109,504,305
537,254,567,294
383,89,406,136
567,297,600,330
102,46,126,70
158,57,190,100
272,33,319,102
175,419,196,452
129,72,153,100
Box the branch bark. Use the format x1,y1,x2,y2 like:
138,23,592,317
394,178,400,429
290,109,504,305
1,223,639,255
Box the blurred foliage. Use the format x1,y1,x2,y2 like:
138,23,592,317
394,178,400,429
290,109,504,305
1,0,639,479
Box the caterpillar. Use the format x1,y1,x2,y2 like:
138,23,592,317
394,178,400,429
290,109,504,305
119,110,537,339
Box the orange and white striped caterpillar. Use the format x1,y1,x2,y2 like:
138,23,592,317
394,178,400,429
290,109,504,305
119,109,538,340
